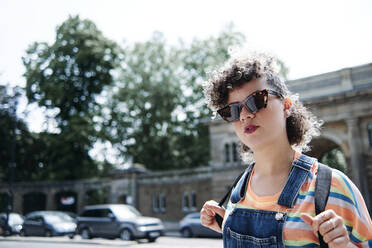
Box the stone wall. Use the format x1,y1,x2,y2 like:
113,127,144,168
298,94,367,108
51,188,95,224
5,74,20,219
137,164,247,221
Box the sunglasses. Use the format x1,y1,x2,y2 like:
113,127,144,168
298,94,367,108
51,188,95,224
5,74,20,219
217,88,283,122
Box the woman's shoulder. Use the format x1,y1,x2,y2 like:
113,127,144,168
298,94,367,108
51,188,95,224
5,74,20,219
327,167,360,203
322,165,371,221
311,161,357,198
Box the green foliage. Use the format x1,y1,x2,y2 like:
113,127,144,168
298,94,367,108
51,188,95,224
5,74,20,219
21,15,121,180
86,188,109,205
23,15,121,124
106,27,247,170
320,147,347,173
0,85,47,182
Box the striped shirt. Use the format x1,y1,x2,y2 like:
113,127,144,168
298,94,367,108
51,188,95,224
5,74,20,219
223,155,372,247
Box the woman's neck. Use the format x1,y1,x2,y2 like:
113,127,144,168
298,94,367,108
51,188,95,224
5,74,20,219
253,142,295,177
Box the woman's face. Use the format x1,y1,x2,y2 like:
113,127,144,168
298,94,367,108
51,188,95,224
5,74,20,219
227,78,288,152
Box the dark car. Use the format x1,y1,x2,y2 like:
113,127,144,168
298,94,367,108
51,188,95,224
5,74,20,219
77,204,164,242
179,212,222,238
21,211,76,238
0,213,24,236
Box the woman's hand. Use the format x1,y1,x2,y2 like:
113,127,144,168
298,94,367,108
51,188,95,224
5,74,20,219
200,200,226,233
301,210,354,248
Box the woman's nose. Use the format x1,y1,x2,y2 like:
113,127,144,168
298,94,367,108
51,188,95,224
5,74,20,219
240,106,255,122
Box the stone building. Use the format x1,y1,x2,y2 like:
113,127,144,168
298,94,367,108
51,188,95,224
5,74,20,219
1,63,372,221
139,62,372,220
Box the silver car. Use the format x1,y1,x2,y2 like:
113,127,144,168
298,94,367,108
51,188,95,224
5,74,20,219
21,211,76,238
179,212,222,238
77,204,164,242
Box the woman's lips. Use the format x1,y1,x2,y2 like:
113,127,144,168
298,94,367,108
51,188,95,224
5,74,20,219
244,125,259,134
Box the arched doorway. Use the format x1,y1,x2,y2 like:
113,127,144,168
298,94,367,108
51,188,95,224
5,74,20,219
0,192,9,212
306,137,348,174
55,191,77,213
23,192,46,215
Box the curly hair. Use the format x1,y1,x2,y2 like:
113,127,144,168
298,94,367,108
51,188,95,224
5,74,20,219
203,50,322,162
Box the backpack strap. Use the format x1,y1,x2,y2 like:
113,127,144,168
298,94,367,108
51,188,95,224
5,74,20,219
215,168,248,228
315,162,332,248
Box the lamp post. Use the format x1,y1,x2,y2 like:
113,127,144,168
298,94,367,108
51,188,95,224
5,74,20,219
5,92,18,236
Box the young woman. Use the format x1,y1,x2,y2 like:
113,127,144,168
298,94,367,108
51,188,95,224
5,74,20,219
200,51,372,248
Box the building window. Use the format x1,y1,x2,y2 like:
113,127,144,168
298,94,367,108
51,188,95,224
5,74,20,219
225,143,230,163
232,142,238,162
159,194,166,213
182,192,189,212
190,192,196,210
368,124,372,150
152,194,159,213
182,192,196,212
153,193,166,213
119,194,127,204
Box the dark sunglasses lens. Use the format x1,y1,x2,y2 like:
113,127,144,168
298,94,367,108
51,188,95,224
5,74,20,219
243,91,267,113
218,104,240,122
253,91,267,110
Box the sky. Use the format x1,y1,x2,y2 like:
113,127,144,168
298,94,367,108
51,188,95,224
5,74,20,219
1,0,372,131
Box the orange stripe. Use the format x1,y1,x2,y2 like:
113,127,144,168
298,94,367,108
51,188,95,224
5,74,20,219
326,203,372,238
331,176,350,196
284,228,318,242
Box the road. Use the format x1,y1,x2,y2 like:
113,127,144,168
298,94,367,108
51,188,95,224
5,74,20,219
0,235,223,248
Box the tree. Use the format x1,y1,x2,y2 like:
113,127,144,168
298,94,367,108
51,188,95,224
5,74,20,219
106,27,247,171
22,15,121,180
0,85,46,182
106,32,182,170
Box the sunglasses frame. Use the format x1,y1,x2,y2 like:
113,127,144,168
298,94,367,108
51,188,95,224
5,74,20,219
217,88,283,122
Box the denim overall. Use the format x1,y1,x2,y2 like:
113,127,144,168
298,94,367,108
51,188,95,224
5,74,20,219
223,154,314,248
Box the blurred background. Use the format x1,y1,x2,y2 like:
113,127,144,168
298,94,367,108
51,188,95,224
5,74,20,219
0,0,372,241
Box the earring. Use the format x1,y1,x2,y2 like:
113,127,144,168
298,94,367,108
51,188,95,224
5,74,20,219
285,109,291,118
284,97,292,110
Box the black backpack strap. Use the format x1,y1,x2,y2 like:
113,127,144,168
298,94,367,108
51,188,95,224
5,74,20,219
315,162,332,248
215,169,247,228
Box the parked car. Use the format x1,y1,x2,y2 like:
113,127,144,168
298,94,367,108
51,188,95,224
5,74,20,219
21,211,76,238
0,212,24,236
179,212,222,238
61,211,77,222
77,204,164,242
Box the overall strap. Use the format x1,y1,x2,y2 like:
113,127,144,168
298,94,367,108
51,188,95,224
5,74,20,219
277,154,314,208
315,162,332,248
